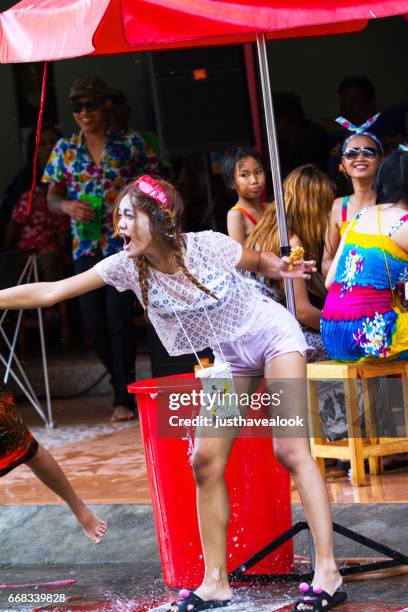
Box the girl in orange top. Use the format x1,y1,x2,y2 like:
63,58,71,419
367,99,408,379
322,115,383,276
222,147,267,244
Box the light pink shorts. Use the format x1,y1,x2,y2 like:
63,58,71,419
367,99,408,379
213,297,309,376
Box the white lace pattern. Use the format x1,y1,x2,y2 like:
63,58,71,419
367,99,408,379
95,231,265,356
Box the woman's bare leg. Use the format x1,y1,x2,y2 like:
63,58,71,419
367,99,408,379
26,444,108,544
170,375,258,611
265,353,341,610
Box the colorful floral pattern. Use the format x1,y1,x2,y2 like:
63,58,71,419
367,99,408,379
322,206,408,362
386,215,408,237
12,187,69,254
353,313,390,358
398,266,408,283
42,129,158,260
340,248,365,296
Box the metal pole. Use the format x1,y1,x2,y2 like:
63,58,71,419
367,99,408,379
32,254,53,428
256,34,296,315
256,33,315,567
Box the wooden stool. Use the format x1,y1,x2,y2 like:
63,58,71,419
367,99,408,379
307,361,408,486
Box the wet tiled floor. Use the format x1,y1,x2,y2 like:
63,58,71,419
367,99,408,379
0,397,150,505
0,564,407,611
1,395,407,506
1,396,407,610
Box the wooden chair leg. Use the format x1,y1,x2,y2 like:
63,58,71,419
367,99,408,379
308,379,325,478
344,376,365,486
362,378,380,475
401,366,408,437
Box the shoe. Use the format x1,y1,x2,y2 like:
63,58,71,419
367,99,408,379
168,590,231,611
292,583,347,611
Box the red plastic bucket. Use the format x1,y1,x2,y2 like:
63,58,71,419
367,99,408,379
129,373,293,588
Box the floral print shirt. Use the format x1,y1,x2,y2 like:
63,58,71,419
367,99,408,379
12,186,69,254
42,129,158,260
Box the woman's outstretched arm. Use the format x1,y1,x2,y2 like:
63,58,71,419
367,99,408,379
0,268,105,310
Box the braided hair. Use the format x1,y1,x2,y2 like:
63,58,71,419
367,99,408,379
113,179,217,315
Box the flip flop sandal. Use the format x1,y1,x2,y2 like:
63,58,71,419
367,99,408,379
168,589,231,611
292,582,347,611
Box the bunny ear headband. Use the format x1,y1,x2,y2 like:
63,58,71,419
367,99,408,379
335,113,383,153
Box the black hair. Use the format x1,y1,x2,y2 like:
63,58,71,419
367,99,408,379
221,147,264,191
375,150,408,205
338,76,375,100
273,91,305,122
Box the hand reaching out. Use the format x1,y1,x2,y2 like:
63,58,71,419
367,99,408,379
279,256,317,279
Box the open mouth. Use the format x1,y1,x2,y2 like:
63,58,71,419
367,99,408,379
122,234,131,250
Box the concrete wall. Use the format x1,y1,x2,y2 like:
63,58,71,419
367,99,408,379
1,15,408,199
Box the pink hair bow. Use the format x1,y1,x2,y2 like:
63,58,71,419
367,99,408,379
134,175,170,207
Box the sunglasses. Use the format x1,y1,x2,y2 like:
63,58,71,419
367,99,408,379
69,101,101,113
343,147,379,160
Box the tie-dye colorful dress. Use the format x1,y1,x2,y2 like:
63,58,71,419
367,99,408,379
321,207,408,361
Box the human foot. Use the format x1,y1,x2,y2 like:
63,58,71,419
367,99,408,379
76,506,108,544
169,582,232,611
294,566,343,610
111,405,135,422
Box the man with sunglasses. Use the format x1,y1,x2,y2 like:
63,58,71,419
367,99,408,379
43,77,158,422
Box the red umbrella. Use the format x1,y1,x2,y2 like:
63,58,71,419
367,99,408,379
2,0,408,310
1,0,408,62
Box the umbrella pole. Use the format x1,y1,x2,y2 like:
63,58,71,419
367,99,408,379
256,34,316,571
256,34,295,315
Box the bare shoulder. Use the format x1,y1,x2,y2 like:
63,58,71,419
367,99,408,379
328,197,344,227
227,208,245,231
227,208,245,221
332,197,344,213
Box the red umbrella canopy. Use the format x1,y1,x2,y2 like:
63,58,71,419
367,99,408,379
1,0,408,62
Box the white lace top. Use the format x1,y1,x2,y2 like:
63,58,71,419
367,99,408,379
95,231,265,356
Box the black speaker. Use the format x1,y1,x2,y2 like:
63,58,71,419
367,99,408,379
149,45,254,157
